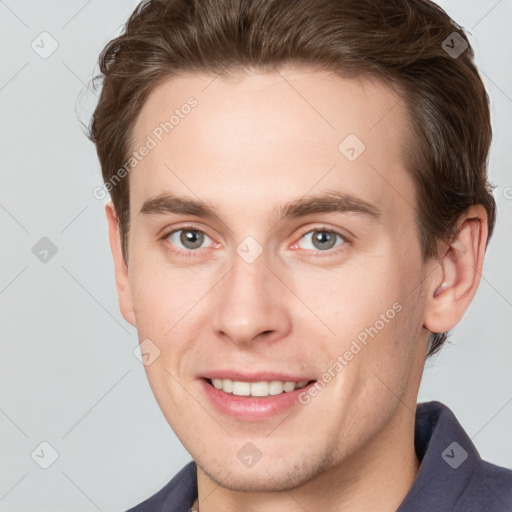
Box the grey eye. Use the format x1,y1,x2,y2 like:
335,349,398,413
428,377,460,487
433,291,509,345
168,229,211,250
300,230,344,251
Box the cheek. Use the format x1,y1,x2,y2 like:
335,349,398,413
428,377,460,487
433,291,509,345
356,266,427,399
129,257,204,333
128,258,217,383
288,250,426,391
290,260,405,342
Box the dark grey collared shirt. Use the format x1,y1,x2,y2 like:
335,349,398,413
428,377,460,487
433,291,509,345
126,401,512,511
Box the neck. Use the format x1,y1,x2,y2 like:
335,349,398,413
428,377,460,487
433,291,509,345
195,401,421,512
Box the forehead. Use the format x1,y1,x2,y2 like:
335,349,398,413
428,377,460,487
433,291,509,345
128,67,415,222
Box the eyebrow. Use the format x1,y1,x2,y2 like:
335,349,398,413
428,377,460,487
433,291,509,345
139,190,381,222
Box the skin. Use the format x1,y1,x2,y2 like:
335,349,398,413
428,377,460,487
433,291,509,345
106,66,488,511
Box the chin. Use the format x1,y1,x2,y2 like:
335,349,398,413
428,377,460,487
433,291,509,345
196,449,336,492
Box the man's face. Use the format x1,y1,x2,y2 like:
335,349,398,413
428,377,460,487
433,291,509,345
117,67,431,490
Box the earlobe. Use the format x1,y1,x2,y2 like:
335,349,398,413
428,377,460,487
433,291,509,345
105,202,137,327
423,205,488,335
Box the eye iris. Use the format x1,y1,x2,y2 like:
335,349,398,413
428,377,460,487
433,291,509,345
313,231,336,250
180,230,204,249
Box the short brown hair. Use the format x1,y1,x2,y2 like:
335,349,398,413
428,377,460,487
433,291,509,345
87,0,496,358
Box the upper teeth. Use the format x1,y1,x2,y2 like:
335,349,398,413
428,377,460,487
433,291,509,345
211,379,309,397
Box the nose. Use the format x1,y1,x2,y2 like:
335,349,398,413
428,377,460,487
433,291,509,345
210,252,292,347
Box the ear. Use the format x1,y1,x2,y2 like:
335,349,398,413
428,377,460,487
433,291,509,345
105,202,136,327
423,205,488,335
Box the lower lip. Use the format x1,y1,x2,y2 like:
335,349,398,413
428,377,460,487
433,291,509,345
199,379,315,421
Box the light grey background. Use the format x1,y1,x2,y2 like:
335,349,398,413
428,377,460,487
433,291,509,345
0,1,511,511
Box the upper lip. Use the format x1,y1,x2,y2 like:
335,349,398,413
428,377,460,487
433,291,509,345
200,370,316,383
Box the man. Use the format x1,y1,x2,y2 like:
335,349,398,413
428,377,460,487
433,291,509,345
88,0,511,510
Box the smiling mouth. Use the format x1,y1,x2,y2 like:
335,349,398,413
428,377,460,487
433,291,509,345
205,378,315,397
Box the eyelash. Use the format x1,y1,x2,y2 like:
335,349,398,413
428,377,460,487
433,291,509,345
293,225,349,258
161,225,212,259
160,224,350,259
